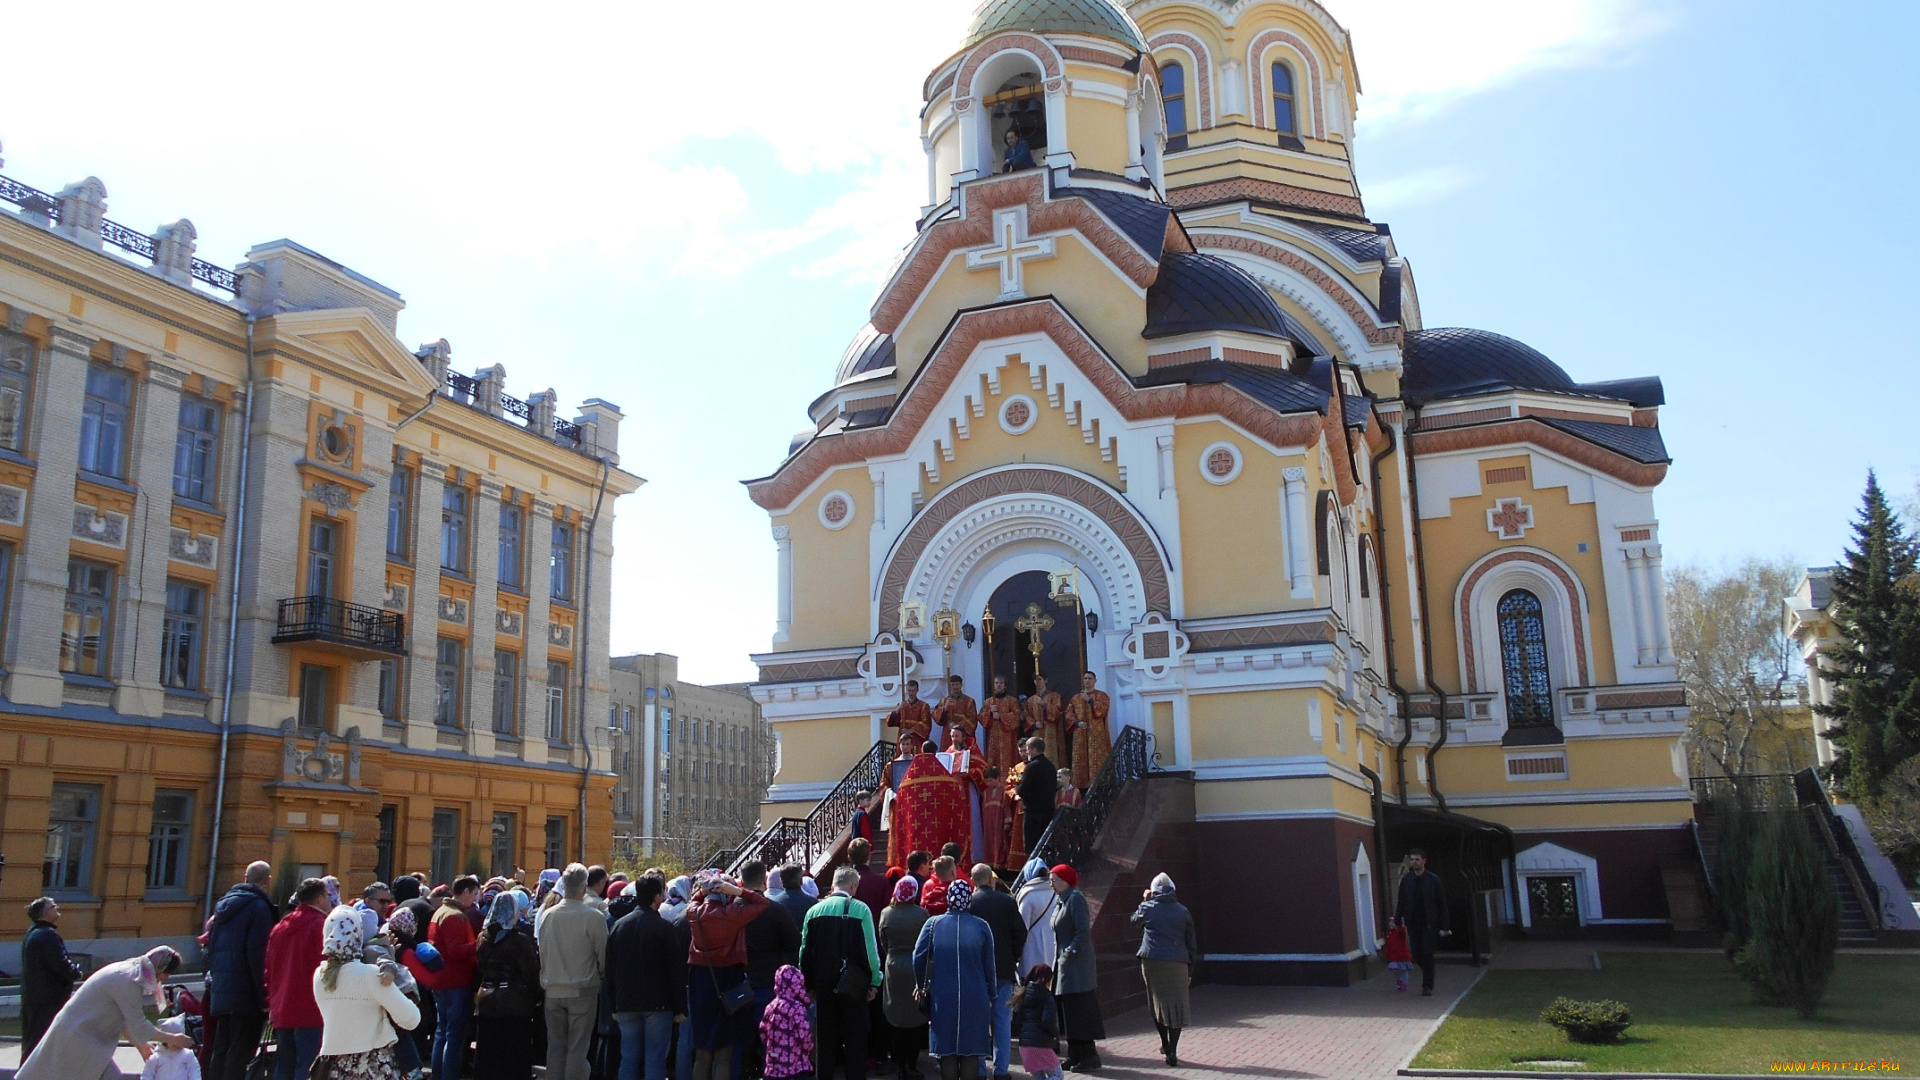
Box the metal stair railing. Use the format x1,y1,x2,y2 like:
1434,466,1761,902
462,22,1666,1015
716,739,897,877
1794,767,1892,932
1029,725,1157,870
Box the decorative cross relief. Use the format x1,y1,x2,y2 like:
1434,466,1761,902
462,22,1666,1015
965,206,1056,300
858,631,919,699
1487,497,1535,540
1122,611,1189,681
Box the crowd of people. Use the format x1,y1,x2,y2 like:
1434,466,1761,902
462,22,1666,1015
13,845,1203,1080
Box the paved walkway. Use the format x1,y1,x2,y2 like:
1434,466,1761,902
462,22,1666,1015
0,1040,149,1078
1089,961,1482,1080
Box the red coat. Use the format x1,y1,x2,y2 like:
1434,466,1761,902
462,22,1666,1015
1382,926,1411,964
425,902,480,990
688,890,770,968
263,904,326,1029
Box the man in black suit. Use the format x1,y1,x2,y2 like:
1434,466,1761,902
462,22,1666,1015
1016,737,1059,857
1393,848,1450,995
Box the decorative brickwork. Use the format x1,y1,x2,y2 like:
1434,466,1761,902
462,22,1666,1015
1458,550,1590,692
1172,178,1366,221
1247,28,1327,139
1410,418,1669,488
1189,232,1392,344
1148,33,1213,127
955,33,1064,103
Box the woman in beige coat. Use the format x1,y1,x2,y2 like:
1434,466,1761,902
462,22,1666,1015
18,946,193,1080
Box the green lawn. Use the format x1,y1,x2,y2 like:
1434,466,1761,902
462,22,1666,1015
1412,952,1920,1074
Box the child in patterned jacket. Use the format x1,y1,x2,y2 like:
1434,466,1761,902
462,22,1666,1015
760,964,814,1080
1383,925,1414,990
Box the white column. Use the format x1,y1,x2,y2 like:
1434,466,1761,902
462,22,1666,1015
116,358,188,719
523,500,556,763
1156,435,1174,498
1644,543,1674,664
1622,547,1653,666
954,99,983,184
642,700,657,846
1043,81,1074,170
1124,90,1146,180
404,460,447,750
772,525,792,644
465,478,503,758
1283,466,1314,598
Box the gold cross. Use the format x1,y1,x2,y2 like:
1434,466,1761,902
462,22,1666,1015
1014,601,1055,661
965,208,1055,299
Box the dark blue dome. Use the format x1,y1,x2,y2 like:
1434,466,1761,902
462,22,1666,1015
1401,327,1574,402
1146,253,1302,342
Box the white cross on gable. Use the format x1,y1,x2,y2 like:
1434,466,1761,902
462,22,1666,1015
965,206,1056,300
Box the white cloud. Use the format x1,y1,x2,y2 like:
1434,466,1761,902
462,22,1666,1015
1340,0,1675,130
1365,166,1476,210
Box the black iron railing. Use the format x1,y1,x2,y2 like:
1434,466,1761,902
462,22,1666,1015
717,740,896,876
1690,773,1796,807
2,173,240,294
1794,768,1894,931
439,372,584,449
1030,725,1156,869
271,596,406,654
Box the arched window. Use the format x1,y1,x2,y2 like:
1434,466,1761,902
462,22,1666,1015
1161,62,1188,149
1271,61,1297,138
1498,589,1554,726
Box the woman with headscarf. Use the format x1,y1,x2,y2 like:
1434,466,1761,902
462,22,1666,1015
1013,859,1058,982
311,906,420,1080
385,906,438,1072
686,869,770,1080
1048,865,1104,1073
878,875,931,1080
911,880,995,1080
474,889,541,1079
1131,873,1199,1067
18,946,192,1080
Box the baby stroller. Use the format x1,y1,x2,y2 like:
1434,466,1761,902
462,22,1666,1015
163,981,212,1072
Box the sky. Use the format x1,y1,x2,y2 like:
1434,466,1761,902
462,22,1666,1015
3,0,1915,683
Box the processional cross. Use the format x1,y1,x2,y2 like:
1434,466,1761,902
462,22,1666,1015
1014,601,1055,668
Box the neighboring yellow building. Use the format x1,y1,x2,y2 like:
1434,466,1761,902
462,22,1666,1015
0,165,640,967
744,0,1691,983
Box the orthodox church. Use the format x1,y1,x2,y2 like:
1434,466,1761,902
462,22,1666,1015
746,0,1689,984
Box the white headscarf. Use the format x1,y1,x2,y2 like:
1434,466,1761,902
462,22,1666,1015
1150,873,1176,896
131,947,177,1011
320,905,365,992
661,876,693,922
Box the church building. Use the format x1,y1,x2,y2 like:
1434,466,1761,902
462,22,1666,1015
747,0,1689,984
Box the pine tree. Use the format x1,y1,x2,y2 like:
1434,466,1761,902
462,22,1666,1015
1738,807,1840,1018
271,845,304,912
1816,472,1920,801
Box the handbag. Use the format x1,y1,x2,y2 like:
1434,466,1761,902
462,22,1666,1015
708,964,755,1016
476,979,536,1017
243,1028,277,1080
833,960,866,1003
911,982,932,1018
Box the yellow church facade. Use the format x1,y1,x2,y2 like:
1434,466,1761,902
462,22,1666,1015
748,0,1688,983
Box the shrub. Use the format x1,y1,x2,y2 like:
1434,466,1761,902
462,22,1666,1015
1540,997,1633,1044
1740,807,1840,1017
271,845,304,911
1713,795,1764,956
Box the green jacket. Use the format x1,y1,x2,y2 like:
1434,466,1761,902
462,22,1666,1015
799,892,883,988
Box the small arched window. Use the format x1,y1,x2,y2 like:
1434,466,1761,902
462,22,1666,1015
1271,61,1297,138
1497,589,1554,726
1161,62,1188,148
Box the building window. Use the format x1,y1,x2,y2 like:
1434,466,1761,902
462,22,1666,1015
623,707,633,732
146,789,193,891
498,503,524,589
436,638,464,728
546,661,569,742
441,484,469,574
0,329,34,450
544,815,566,868
171,397,222,503
1271,61,1297,137
430,809,460,888
375,805,397,885
161,581,205,690
491,812,516,878
79,363,133,478
550,520,574,601
61,559,114,677
1162,62,1187,143
0,542,14,654
1498,589,1555,727
377,659,402,723
307,519,337,599
43,783,101,893
493,650,519,736
386,467,412,560
298,664,331,732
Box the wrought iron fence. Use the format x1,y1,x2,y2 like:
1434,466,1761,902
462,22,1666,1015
1,173,240,294
438,370,585,448
1029,725,1156,869
715,740,897,876
271,595,406,653
1690,773,1796,807
1794,767,1896,931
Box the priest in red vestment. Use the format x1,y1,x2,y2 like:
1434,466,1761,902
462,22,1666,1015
887,680,934,757
979,676,1023,867
889,740,983,867
932,675,978,750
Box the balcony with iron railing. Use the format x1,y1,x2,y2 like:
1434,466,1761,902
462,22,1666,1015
272,596,406,660
0,173,240,295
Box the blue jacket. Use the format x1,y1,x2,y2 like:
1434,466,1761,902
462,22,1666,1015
1131,894,1199,964
205,883,276,1015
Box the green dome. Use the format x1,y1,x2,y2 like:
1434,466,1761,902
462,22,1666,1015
962,0,1148,53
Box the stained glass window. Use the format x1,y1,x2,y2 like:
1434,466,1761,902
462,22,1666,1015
1497,589,1554,726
